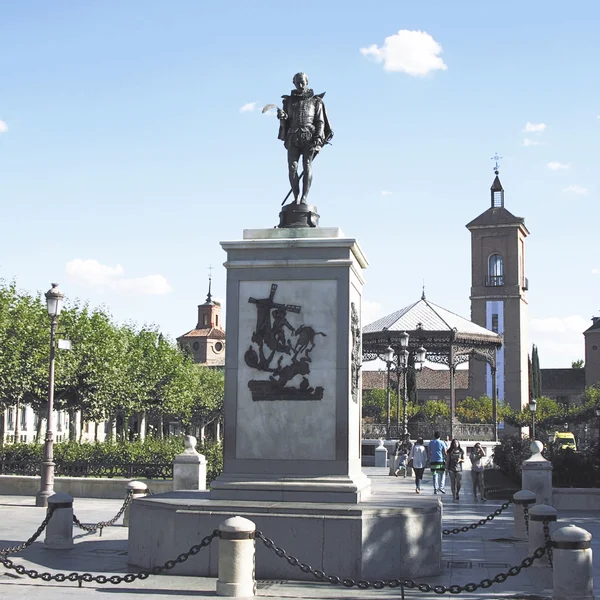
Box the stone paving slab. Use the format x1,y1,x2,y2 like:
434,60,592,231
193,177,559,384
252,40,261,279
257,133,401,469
1,466,598,599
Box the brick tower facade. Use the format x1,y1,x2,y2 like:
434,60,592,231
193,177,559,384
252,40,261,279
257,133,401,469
466,170,530,415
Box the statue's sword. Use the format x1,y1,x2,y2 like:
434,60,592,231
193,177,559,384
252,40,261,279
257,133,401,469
262,104,330,206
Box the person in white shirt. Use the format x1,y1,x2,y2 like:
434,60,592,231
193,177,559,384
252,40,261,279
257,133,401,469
410,437,428,493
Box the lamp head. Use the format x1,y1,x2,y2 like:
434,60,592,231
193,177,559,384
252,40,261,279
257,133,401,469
45,283,64,318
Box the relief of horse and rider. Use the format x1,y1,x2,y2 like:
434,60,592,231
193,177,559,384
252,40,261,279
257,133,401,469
244,283,326,401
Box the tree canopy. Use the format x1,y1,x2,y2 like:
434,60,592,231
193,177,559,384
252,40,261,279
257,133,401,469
0,280,223,439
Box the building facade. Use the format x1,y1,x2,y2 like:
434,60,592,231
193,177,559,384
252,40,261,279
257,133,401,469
466,171,530,414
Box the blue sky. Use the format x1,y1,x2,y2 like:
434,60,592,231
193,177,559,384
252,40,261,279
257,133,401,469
1,0,598,369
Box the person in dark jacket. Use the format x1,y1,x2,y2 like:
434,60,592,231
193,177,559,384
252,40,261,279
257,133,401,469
446,439,465,502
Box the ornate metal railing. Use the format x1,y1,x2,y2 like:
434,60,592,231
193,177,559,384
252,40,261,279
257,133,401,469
0,459,172,480
362,422,496,441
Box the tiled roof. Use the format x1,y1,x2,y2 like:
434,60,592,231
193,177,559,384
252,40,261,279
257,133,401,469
363,298,501,341
465,207,525,228
541,368,585,392
177,328,226,340
362,367,469,390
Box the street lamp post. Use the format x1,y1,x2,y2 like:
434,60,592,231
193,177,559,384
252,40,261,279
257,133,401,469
529,397,537,441
36,283,64,507
384,346,394,439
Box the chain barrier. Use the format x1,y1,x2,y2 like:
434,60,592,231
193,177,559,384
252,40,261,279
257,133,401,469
72,491,133,537
0,506,56,556
523,503,530,535
256,530,550,595
0,529,218,588
542,519,554,570
442,499,513,536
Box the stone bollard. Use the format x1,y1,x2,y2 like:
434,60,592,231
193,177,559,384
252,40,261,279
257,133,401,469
528,504,557,568
216,516,256,597
374,439,388,468
123,480,148,528
522,441,553,506
552,525,594,600
173,435,207,491
44,492,74,549
513,489,537,540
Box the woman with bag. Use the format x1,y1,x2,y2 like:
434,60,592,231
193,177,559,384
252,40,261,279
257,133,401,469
410,437,428,493
446,439,465,502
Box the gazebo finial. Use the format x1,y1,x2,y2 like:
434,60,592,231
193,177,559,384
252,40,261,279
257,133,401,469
421,281,426,301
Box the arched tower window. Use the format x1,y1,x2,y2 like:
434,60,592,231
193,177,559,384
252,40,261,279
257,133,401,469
487,254,504,286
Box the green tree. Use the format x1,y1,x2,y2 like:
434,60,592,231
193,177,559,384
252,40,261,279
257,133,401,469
456,396,511,423
531,345,542,398
417,400,450,420
572,359,584,369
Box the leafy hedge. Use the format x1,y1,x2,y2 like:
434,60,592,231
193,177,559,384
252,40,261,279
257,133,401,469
0,438,223,484
492,435,600,488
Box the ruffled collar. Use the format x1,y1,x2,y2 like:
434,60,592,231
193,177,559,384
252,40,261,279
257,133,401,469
290,88,314,100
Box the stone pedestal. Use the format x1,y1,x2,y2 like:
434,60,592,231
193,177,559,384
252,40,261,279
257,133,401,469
45,492,74,549
513,489,536,540
529,504,557,568
173,435,207,491
211,227,370,503
127,493,442,581
522,441,553,506
552,525,594,600
374,440,388,467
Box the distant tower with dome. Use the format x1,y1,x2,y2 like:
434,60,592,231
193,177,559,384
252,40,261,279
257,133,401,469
177,276,225,367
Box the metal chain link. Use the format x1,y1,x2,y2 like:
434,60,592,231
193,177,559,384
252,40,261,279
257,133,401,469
523,503,530,535
542,519,554,570
0,506,56,556
256,530,548,595
72,491,133,536
442,499,513,535
0,529,218,588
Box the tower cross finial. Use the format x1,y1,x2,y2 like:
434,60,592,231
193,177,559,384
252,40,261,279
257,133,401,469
206,265,213,303
421,280,426,301
491,153,503,175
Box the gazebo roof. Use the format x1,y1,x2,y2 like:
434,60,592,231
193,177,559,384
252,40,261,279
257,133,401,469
364,297,501,341
362,296,502,367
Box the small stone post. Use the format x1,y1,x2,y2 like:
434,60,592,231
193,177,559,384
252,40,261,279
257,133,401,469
522,441,553,506
216,516,256,597
552,525,594,600
374,439,388,468
388,443,398,476
44,492,74,549
528,504,557,568
173,435,207,491
513,489,537,540
123,480,148,528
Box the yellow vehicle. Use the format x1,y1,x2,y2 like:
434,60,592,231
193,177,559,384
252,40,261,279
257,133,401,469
553,431,577,451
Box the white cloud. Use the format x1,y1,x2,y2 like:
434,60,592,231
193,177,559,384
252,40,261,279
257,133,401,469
524,122,546,133
381,190,392,196
530,315,589,335
360,30,447,76
362,300,383,326
66,258,172,295
523,138,541,147
239,102,258,113
591,268,600,275
547,161,570,170
66,259,124,285
0,120,7,133
563,184,588,195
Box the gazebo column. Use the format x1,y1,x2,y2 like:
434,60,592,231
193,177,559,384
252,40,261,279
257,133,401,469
449,346,455,440
491,365,498,441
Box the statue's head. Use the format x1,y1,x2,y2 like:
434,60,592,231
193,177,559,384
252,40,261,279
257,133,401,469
293,72,309,91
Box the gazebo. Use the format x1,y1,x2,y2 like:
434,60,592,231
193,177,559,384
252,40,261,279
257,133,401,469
362,293,503,440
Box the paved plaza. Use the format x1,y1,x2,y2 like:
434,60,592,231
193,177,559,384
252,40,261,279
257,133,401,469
1,466,598,599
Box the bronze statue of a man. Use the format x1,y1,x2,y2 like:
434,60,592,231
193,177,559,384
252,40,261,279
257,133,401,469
277,73,333,204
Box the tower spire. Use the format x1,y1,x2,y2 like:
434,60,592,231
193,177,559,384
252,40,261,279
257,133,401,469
490,153,504,208
206,265,213,303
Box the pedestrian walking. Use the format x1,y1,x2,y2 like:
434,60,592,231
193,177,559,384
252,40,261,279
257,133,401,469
410,437,427,493
428,431,447,494
469,442,487,502
446,439,465,502
394,434,413,477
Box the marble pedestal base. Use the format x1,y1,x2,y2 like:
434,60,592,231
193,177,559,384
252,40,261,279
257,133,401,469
128,493,442,581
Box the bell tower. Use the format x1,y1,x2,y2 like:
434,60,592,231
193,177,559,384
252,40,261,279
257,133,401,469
466,160,530,416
